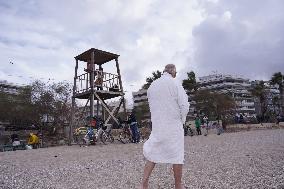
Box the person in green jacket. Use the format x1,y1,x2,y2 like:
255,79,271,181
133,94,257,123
195,116,202,135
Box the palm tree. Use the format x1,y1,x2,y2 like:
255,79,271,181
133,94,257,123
142,70,162,89
272,96,280,115
250,81,267,119
182,71,198,93
270,72,284,115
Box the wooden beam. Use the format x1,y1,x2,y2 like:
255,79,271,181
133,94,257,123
105,96,123,124
115,58,127,117
96,100,99,117
69,58,79,145
86,72,88,90
90,50,95,117
93,92,119,124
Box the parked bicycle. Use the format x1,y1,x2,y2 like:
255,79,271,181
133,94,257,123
118,122,133,144
118,121,147,144
75,116,114,146
99,123,114,144
184,124,194,136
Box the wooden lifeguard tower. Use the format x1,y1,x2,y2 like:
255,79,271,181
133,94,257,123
69,48,126,144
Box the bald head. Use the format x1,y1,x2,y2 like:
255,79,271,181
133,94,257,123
163,64,177,78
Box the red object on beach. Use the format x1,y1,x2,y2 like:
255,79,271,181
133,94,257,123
91,120,96,128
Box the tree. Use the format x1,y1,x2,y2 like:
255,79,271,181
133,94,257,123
31,80,72,133
50,82,72,127
15,86,38,126
270,72,284,115
0,85,37,127
193,90,236,122
0,92,13,122
133,103,150,126
0,79,72,136
182,71,198,93
250,81,267,118
272,96,280,115
31,80,55,125
142,70,162,89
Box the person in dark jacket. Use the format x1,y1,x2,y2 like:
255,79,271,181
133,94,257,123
11,133,19,143
127,112,139,143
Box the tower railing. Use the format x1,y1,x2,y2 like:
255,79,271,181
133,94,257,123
75,71,121,93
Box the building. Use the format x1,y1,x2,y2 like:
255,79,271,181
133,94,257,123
132,89,148,108
132,89,151,124
0,80,23,95
107,99,132,113
265,82,281,115
187,92,197,119
198,74,256,116
252,80,281,116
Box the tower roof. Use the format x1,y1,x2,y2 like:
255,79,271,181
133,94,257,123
75,48,120,65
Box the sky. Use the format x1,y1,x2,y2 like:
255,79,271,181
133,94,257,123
0,0,284,103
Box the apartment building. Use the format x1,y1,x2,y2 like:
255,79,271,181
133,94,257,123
132,89,151,124
251,80,281,115
107,99,132,113
198,74,256,116
132,89,148,107
0,80,23,95
265,82,281,114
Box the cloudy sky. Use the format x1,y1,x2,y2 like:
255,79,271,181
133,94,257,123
0,0,284,101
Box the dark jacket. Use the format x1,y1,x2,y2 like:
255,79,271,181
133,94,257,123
127,113,137,124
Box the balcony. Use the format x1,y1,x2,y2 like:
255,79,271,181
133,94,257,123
74,71,123,99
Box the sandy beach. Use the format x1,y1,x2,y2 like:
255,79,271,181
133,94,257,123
1,129,283,189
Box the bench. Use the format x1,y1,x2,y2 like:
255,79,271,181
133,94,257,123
0,144,14,152
0,142,26,152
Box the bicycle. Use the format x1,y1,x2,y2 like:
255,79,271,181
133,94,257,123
76,126,112,146
118,122,132,144
184,124,194,136
75,116,114,146
118,122,145,144
93,116,114,144
99,124,114,144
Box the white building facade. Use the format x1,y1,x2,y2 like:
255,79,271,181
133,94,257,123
251,80,281,116
132,89,151,124
0,80,23,95
132,89,148,108
198,74,256,116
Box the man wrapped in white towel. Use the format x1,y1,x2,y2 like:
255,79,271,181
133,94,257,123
140,64,189,189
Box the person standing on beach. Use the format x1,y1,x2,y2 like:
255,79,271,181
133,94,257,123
203,115,209,136
195,116,201,135
141,64,189,189
127,112,139,143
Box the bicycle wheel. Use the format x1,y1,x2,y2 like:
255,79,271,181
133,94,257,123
119,132,131,144
78,135,87,147
108,134,114,143
101,132,114,144
100,132,107,145
139,133,148,143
